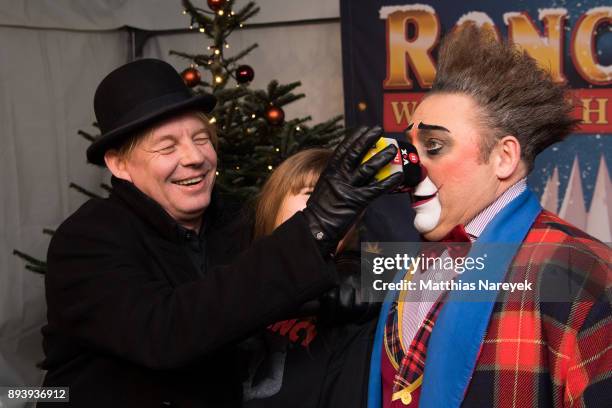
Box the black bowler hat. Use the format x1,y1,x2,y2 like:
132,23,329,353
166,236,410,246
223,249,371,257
86,59,216,165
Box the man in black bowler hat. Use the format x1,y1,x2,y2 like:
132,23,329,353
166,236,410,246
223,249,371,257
39,58,402,407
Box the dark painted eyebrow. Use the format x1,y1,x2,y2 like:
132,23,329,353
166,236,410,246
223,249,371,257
406,123,414,131
418,122,450,132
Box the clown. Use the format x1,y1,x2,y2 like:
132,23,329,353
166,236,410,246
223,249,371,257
368,24,611,408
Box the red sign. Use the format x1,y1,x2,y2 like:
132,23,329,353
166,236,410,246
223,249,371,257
383,89,612,133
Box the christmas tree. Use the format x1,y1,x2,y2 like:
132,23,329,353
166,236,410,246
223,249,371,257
173,0,344,197
14,0,345,272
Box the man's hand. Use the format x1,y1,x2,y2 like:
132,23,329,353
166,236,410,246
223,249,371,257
302,126,403,257
288,250,380,325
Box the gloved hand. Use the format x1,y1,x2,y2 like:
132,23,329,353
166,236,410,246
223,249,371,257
287,250,380,325
318,249,381,325
302,126,403,258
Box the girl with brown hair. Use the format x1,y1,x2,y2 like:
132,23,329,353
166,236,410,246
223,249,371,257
243,148,376,408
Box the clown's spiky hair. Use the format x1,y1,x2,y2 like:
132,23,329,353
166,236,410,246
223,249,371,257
431,24,579,170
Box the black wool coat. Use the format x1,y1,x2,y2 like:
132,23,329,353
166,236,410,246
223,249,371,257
40,177,337,407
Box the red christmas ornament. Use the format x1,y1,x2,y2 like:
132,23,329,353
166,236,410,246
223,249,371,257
265,106,285,126
235,65,254,84
207,0,226,11
181,67,201,88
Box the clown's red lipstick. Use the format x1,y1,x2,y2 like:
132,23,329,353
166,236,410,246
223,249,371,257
411,192,437,208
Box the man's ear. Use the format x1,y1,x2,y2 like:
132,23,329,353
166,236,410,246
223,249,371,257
104,150,132,182
493,136,523,180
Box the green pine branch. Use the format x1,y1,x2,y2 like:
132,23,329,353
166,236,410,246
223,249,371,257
12,250,47,275
223,44,258,66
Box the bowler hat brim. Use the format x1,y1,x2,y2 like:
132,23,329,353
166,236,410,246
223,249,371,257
86,93,216,166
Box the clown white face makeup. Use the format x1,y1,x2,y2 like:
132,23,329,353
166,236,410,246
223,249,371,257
411,174,441,233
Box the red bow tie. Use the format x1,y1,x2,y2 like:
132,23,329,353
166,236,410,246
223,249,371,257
420,225,472,268
441,225,472,243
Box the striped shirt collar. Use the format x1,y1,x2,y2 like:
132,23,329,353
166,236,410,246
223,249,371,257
464,178,527,241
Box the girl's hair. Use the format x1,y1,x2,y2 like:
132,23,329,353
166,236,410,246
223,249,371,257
253,148,332,240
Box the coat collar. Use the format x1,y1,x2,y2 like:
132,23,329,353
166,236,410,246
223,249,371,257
109,176,219,242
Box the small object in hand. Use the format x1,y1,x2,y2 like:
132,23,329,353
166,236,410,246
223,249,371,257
395,140,423,192
362,138,423,193
361,137,403,182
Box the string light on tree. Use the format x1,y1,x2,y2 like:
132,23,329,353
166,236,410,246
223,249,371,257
181,67,201,87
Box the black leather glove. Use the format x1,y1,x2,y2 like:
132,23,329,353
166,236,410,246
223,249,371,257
302,126,403,258
318,249,381,325
286,250,380,325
